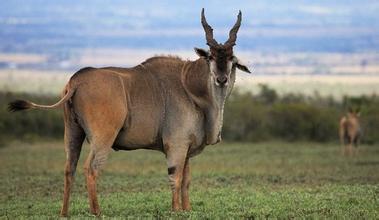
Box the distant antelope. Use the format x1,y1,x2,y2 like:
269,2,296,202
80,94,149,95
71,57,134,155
8,9,251,216
339,107,362,156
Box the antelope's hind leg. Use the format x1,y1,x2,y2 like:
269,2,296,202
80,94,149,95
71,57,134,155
342,135,349,156
83,128,121,216
353,136,360,156
60,108,85,217
83,136,116,216
347,136,355,157
72,73,127,216
181,158,191,211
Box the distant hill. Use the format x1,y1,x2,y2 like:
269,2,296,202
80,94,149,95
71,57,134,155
0,0,378,70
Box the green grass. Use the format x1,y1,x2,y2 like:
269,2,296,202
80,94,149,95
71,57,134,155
1,141,379,218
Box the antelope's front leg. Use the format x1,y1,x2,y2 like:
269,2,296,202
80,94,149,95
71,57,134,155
181,158,191,211
166,148,187,211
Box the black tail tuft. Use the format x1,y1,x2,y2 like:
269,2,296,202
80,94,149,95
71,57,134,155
8,100,32,112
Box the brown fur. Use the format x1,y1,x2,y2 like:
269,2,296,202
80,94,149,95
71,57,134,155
339,111,362,156
8,57,236,216
8,10,250,216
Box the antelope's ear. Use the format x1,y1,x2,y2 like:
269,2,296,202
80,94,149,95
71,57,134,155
236,63,251,73
233,56,251,73
194,47,210,59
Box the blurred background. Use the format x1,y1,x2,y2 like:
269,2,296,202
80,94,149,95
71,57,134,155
1,2,379,218
0,0,379,143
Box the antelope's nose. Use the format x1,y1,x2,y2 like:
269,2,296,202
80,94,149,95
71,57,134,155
216,76,228,85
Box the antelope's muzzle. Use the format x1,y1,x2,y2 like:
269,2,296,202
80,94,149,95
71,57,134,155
216,76,228,87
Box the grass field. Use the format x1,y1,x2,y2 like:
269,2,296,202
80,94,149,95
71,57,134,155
1,141,378,218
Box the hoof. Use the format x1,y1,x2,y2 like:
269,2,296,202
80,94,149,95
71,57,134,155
171,206,181,212
59,212,68,218
90,210,101,217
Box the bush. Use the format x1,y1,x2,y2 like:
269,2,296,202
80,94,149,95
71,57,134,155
1,86,379,145
224,93,270,142
268,103,338,142
223,87,379,144
0,92,63,145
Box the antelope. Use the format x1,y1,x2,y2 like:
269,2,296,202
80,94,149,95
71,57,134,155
8,9,251,216
339,107,362,156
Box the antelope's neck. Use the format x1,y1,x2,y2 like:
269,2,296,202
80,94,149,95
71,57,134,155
181,59,235,145
205,68,236,144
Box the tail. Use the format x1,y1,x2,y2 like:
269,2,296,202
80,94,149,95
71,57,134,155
8,87,75,112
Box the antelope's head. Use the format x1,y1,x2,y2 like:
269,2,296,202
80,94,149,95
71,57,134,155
195,8,251,88
347,107,361,119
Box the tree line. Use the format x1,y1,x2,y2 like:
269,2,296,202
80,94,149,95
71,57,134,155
223,85,379,144
1,85,378,146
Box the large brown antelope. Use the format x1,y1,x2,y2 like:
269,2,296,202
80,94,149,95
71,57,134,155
8,9,251,216
339,107,362,156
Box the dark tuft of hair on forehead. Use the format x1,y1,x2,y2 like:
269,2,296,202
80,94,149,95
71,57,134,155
210,46,233,71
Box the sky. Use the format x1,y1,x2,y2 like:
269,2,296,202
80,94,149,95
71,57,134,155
0,0,378,69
